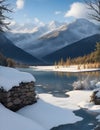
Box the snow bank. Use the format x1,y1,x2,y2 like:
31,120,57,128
1,65,100,129
66,90,92,108
77,93,100,113
17,90,100,129
1,89,100,130
31,66,100,73
17,90,93,130
0,66,36,91
67,90,100,124
65,90,100,113
38,91,92,110
18,96,82,130
0,91,83,130
0,104,45,130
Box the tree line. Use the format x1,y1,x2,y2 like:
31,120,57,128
55,42,100,69
0,52,16,67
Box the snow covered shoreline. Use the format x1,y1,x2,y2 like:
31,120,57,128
1,90,100,130
0,65,100,130
0,66,82,130
30,65,100,73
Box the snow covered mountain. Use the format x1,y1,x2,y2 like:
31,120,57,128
6,21,64,50
0,33,44,65
6,19,100,58
48,21,64,31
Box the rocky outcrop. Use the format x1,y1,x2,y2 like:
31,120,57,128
90,90,100,105
0,81,37,111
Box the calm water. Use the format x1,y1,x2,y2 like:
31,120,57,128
18,68,100,130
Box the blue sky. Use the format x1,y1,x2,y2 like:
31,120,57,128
8,0,86,24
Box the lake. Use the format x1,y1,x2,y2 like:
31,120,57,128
18,68,100,130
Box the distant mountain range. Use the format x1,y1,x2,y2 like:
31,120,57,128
0,33,44,65
6,19,100,58
6,20,66,58
3,18,100,65
43,34,100,64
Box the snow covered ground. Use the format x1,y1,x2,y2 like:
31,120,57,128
0,66,36,91
0,65,100,130
0,91,83,130
0,103,45,130
1,90,100,130
30,65,100,73
1,88,100,130
0,66,82,130
18,96,82,130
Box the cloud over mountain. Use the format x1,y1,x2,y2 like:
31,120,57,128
65,2,88,19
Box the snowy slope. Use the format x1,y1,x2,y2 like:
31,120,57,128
0,104,45,130
6,21,64,49
6,19,99,58
0,66,35,91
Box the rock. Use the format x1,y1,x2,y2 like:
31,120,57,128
7,97,12,102
90,90,100,105
13,99,21,105
26,92,33,96
7,102,13,107
0,81,37,111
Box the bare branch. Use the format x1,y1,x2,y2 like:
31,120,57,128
0,0,12,32
84,0,100,22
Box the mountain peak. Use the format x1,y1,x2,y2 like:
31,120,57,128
48,21,63,30
6,18,99,58
49,20,59,25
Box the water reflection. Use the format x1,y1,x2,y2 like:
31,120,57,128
55,71,100,79
56,71,100,90
18,68,100,97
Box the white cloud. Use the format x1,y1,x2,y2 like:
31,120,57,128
65,2,88,19
64,2,100,24
16,0,24,9
55,11,61,15
34,17,45,26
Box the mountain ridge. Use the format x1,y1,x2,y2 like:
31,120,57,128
0,33,44,65
43,34,100,64
6,19,100,58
